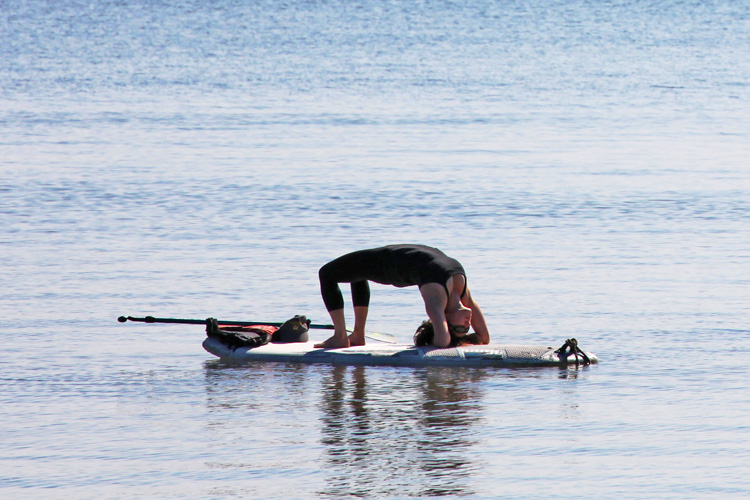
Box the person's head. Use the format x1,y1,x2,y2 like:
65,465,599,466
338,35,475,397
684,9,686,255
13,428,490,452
445,305,472,335
413,318,482,347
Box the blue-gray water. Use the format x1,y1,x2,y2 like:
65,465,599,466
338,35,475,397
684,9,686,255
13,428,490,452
2,0,749,498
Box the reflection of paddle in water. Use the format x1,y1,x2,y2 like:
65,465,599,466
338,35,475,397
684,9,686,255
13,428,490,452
317,365,488,499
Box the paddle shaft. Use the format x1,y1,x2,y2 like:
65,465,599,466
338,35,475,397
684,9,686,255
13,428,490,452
119,315,334,329
118,315,398,343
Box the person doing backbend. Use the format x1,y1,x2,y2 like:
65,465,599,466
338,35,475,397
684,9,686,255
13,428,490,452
314,244,491,349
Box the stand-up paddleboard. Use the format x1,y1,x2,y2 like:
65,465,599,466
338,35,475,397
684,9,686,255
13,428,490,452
117,315,597,368
202,337,598,368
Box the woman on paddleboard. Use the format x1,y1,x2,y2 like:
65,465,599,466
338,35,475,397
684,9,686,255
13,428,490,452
314,244,490,348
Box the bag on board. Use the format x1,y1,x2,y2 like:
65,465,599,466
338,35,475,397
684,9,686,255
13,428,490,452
205,318,275,350
206,315,310,350
272,314,310,343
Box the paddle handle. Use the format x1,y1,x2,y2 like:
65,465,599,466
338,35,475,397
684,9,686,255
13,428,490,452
118,315,335,330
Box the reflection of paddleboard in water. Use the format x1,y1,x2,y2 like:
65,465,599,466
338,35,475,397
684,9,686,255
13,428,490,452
202,337,598,368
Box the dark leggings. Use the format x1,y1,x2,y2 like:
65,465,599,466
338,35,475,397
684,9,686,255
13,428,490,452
318,255,372,311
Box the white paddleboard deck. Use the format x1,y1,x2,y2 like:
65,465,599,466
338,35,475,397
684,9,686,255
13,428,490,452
203,337,598,368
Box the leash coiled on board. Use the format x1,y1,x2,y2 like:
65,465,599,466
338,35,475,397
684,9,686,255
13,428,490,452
554,338,592,366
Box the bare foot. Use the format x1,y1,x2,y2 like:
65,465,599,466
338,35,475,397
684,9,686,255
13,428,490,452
314,335,350,349
347,331,366,347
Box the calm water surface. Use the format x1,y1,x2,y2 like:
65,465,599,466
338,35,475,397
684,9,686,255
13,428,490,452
1,0,749,499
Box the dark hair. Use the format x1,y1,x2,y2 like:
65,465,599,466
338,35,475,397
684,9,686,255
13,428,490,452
413,320,483,347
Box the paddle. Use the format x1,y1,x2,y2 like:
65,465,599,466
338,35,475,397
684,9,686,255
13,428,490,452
117,315,398,343
118,315,333,329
